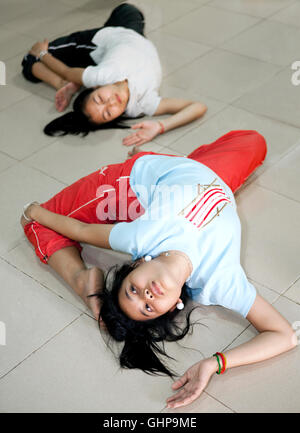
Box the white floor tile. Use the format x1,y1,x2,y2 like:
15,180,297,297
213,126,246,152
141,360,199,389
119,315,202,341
270,1,300,28
234,67,300,128
148,30,211,78
222,20,300,66
0,314,172,412
23,129,165,185
0,163,65,254
0,94,58,160
205,296,300,412
166,49,280,103
0,152,16,174
134,0,205,32
284,278,300,305
3,239,89,314
0,27,36,61
166,106,300,169
0,258,80,378
255,143,300,202
236,184,300,293
210,0,296,19
161,5,259,46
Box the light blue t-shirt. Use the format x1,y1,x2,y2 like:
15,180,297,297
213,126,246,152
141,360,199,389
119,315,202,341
109,155,256,317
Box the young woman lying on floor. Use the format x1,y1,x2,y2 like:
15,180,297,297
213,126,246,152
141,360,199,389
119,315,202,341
20,130,296,409
21,3,206,149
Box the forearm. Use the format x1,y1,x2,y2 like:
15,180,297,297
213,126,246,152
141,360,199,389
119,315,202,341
41,53,83,85
160,102,207,133
30,205,86,241
212,330,296,372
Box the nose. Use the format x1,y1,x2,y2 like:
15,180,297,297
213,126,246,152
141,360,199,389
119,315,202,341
144,288,154,300
108,95,117,107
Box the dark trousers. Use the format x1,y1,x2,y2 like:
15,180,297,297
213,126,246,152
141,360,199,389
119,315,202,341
22,3,145,83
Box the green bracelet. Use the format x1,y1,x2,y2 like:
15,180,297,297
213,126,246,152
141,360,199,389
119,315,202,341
213,353,221,375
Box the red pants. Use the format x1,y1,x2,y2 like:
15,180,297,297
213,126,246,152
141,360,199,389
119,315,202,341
24,130,267,263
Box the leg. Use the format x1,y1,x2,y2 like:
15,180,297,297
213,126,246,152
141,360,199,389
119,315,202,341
22,29,98,88
104,3,145,35
48,246,104,320
32,61,67,90
187,130,267,193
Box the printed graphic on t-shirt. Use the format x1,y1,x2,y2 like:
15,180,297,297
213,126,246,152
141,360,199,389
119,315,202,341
178,178,230,230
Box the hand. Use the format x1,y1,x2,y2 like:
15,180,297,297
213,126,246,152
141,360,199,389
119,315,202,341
166,358,217,409
20,202,40,228
122,121,162,147
29,39,49,57
127,145,141,159
25,201,40,220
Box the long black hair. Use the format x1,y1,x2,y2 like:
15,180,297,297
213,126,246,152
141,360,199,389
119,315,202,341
44,88,130,137
88,261,198,378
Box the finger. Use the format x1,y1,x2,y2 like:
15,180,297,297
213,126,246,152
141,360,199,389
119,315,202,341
124,138,145,148
131,122,144,130
166,388,186,404
172,374,188,390
122,134,140,146
167,388,201,409
167,390,191,407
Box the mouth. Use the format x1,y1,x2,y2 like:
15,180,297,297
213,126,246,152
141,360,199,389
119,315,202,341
151,281,164,296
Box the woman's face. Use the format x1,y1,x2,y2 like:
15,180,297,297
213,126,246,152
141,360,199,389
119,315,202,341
83,84,128,124
118,260,183,321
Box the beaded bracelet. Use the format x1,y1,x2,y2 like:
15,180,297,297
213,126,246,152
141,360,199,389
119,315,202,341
213,353,222,375
216,352,227,374
158,121,165,134
213,352,227,375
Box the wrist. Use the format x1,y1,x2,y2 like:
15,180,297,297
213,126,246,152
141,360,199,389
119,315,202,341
205,357,220,374
157,121,165,135
23,202,39,221
39,50,48,61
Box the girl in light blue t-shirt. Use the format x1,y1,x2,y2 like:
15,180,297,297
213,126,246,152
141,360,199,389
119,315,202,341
21,131,296,410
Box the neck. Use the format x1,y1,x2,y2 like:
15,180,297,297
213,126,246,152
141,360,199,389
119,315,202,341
159,250,192,284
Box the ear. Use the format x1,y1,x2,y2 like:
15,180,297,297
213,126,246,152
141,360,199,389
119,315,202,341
169,298,183,313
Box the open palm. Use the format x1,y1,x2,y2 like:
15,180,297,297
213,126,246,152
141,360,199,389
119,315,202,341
122,121,161,147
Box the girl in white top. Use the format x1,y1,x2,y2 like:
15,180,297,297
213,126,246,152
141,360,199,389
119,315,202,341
22,3,207,149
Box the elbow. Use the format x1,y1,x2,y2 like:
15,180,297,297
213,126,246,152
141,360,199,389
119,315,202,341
290,329,298,349
195,102,207,118
282,327,298,351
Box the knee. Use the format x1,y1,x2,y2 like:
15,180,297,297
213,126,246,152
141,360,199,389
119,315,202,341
21,54,42,83
251,130,267,160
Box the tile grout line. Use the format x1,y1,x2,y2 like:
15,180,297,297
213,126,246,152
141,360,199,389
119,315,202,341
0,255,86,315
229,100,300,131
202,391,237,413
253,183,300,206
279,275,300,303
0,314,83,382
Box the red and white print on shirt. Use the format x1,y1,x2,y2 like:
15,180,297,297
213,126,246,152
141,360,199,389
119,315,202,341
178,178,231,230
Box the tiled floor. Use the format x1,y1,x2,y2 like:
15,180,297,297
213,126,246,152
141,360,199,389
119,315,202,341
0,0,299,413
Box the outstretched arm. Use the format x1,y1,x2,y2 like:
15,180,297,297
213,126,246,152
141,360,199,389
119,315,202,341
166,294,297,409
29,39,84,85
122,98,207,147
22,203,113,249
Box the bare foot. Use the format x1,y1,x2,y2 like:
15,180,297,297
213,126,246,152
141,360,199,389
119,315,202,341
55,82,80,112
77,267,104,321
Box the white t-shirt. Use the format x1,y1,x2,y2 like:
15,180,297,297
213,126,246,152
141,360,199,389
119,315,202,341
109,155,257,318
82,26,162,118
